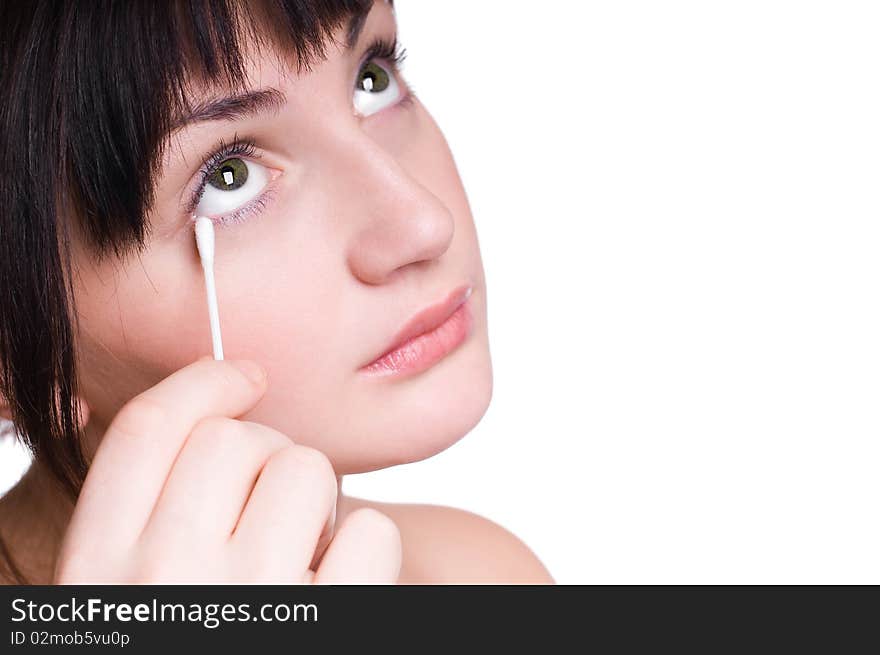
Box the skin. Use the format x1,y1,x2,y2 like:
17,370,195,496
0,1,553,584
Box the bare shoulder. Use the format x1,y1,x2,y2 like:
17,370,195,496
339,495,555,585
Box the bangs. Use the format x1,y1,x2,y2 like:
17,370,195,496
1,0,373,263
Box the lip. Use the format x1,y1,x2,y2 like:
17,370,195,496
359,283,474,378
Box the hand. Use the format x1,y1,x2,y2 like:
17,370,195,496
53,356,401,584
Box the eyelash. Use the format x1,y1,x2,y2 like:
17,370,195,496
186,35,415,227
362,35,409,77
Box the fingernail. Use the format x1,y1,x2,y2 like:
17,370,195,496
231,359,266,385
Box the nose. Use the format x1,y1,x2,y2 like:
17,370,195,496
339,134,455,285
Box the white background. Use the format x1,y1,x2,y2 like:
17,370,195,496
3,1,879,583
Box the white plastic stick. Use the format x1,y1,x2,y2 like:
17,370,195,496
194,216,224,360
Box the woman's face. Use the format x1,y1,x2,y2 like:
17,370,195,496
68,1,492,473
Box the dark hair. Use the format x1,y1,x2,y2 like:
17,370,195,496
0,0,377,583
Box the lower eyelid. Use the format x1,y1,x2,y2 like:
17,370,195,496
212,186,277,229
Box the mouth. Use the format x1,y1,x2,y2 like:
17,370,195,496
359,283,475,379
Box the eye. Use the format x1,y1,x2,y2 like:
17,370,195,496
195,157,270,217
353,59,402,117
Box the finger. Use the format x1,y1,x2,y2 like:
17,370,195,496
65,358,268,551
140,418,291,545
229,445,337,582
313,508,402,585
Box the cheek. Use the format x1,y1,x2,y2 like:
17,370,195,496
207,219,353,392
75,227,313,375
74,246,205,362
71,220,349,422
70,244,216,422
204,224,364,451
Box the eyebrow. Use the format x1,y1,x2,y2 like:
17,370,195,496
169,87,285,131
170,0,394,132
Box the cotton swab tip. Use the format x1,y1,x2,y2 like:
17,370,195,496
194,215,215,265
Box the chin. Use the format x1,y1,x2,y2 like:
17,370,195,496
334,336,493,475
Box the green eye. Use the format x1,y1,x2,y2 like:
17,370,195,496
359,62,390,93
207,158,248,191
